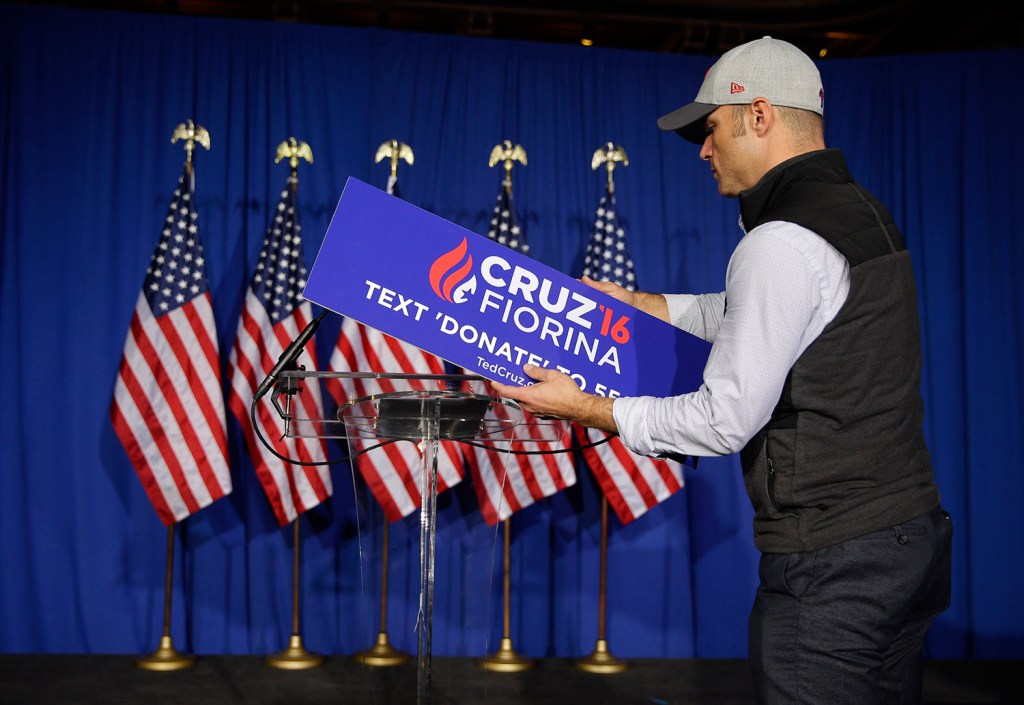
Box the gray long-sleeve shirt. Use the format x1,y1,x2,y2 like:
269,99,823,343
612,219,851,459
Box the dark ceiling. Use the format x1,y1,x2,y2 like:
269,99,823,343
16,0,1024,58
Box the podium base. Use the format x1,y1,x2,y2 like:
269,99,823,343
265,635,324,670
136,636,195,671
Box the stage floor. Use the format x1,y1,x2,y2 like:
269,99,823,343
0,653,1019,705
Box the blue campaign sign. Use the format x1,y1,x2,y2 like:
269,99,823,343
304,177,710,399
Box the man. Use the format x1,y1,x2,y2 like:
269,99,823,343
492,36,951,705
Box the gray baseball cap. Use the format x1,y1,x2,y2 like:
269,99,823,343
658,36,824,144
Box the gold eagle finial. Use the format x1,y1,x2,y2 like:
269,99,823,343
592,142,629,192
374,139,414,179
489,140,527,190
275,137,314,174
171,120,210,163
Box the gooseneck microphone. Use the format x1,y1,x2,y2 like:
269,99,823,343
253,309,329,401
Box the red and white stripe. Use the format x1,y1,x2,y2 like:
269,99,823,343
228,292,331,526
466,383,576,525
328,318,465,522
111,292,232,525
575,424,683,524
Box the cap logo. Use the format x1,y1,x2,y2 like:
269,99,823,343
730,82,745,94
819,88,825,109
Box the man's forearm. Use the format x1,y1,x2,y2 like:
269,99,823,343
574,394,618,434
491,365,619,433
632,291,670,323
581,276,669,324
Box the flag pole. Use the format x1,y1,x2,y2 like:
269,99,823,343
267,516,323,668
478,142,533,672
355,513,410,666
575,143,630,673
574,495,629,673
137,524,195,670
478,517,533,671
353,139,415,668
136,124,212,672
261,138,322,670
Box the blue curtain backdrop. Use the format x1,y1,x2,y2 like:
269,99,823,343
1,2,1022,661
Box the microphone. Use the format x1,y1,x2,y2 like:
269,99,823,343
253,309,328,401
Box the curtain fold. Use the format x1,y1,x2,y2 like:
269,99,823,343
1,2,1021,659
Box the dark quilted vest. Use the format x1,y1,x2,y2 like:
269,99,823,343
737,149,940,553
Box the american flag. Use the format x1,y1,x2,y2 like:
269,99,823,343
485,180,530,255
110,163,232,525
326,176,465,523
466,180,576,525
228,175,331,526
576,181,684,525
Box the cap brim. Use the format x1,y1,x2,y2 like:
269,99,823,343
657,103,717,144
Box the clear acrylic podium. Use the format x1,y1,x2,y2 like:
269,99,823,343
270,370,566,705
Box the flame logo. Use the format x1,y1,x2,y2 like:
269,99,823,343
429,237,477,304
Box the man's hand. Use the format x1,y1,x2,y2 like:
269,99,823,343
490,364,618,433
581,275,637,306
581,275,669,323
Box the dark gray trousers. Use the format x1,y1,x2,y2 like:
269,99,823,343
749,505,952,705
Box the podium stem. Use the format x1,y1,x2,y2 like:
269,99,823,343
416,402,441,705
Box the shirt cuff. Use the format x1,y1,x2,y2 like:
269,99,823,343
611,395,655,456
664,293,702,330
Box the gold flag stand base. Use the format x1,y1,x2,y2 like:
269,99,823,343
478,637,534,672
265,635,324,670
136,635,195,671
138,525,194,672
574,638,629,674
354,631,410,666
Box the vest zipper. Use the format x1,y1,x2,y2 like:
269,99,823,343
765,440,798,518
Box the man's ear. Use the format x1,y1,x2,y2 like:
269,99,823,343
749,97,773,136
